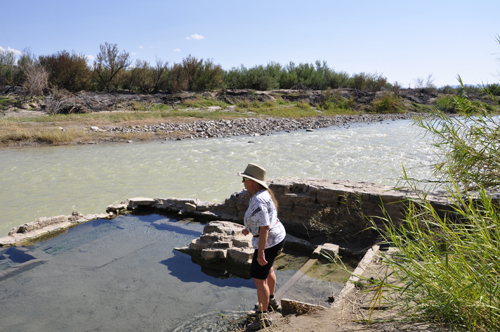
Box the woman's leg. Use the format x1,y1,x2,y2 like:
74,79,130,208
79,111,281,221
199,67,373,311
267,266,276,296
253,278,270,312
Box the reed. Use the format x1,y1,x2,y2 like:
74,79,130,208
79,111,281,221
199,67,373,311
377,181,500,331
372,74,500,331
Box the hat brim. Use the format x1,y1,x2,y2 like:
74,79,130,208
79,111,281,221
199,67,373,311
237,172,269,189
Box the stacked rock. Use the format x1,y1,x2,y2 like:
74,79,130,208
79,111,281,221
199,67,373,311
176,221,255,278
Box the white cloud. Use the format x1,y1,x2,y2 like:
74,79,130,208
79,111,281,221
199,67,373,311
85,55,95,63
8,47,23,56
0,46,23,56
185,34,205,40
139,46,144,49
131,52,136,56
173,48,181,52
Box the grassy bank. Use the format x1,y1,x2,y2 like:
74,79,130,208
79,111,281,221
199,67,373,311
0,96,373,148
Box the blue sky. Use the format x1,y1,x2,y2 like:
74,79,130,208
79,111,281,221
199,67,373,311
1,0,499,87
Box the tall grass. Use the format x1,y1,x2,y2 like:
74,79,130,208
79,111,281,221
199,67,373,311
416,102,500,191
0,126,80,145
378,182,500,331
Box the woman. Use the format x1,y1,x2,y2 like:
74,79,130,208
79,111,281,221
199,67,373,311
238,163,286,330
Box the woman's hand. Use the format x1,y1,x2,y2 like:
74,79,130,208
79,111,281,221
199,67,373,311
242,229,249,236
257,225,270,266
257,251,268,266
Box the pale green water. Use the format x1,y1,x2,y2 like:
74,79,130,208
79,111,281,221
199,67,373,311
0,119,437,236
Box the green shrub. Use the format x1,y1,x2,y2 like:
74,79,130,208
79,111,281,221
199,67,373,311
92,42,131,92
372,93,403,113
39,50,91,92
296,101,311,110
486,83,500,96
0,50,18,86
349,72,387,91
317,89,354,112
438,85,458,95
223,64,279,90
278,63,298,89
434,95,457,112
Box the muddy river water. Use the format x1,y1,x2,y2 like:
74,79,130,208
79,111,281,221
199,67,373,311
0,119,437,236
0,119,440,331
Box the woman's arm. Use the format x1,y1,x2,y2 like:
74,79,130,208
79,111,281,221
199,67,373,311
257,225,270,266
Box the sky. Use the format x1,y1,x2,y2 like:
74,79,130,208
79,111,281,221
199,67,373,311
1,0,499,87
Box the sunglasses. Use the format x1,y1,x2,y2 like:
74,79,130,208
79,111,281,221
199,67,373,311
242,177,252,183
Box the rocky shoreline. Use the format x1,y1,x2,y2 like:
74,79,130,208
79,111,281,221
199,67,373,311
85,112,428,142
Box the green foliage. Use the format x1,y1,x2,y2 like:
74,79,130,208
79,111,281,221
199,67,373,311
128,59,151,92
317,89,355,112
0,97,14,109
39,50,91,92
433,95,458,113
372,93,403,113
224,63,280,90
224,60,380,91
438,85,458,95
377,39,500,331
167,55,223,92
349,72,387,91
279,62,298,89
379,184,500,331
93,42,131,92
191,58,224,91
485,83,500,96
0,50,18,86
3,44,397,94
179,97,228,109
417,79,500,191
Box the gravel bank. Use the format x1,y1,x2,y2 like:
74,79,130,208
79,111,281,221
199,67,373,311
94,113,428,141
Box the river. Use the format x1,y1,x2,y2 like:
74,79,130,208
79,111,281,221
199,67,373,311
0,118,440,331
0,119,437,236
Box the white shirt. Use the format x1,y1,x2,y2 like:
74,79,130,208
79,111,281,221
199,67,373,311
244,190,286,249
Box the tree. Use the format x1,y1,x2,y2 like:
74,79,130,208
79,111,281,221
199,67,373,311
0,49,17,86
151,57,169,93
39,50,91,92
93,42,131,92
18,50,49,97
129,59,151,93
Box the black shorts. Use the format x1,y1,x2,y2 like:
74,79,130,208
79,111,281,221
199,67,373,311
250,239,285,280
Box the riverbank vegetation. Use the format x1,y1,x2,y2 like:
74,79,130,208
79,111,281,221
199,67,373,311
375,78,500,330
1,42,499,150
3,42,500,96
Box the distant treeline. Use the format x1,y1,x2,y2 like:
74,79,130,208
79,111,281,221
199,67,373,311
1,43,499,96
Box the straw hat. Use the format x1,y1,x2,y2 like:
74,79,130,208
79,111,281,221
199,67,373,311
237,163,268,189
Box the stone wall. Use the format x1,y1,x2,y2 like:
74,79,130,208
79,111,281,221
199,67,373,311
0,178,454,247
185,178,453,236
